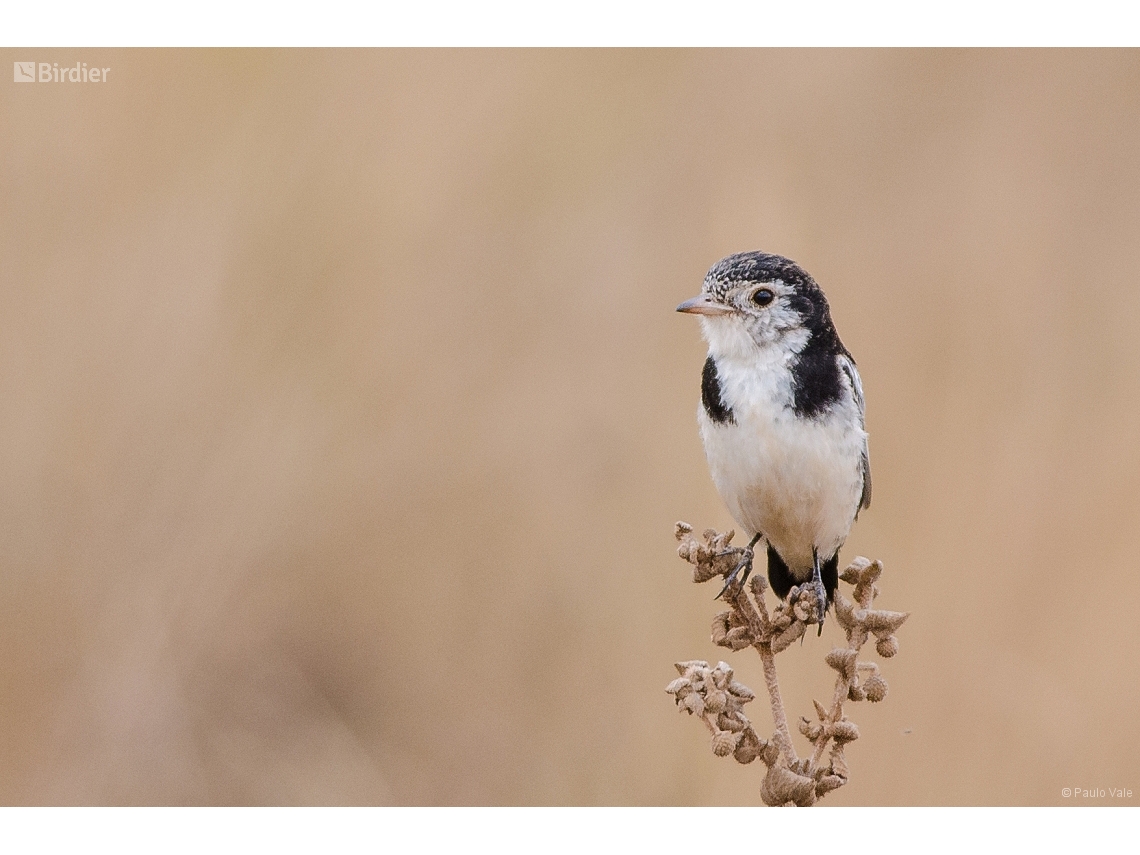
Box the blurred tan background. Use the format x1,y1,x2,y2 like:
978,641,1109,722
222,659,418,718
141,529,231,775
1,49,1138,805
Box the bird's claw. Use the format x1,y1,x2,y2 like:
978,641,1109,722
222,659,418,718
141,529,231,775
812,576,827,636
809,554,828,636
715,546,754,600
715,533,764,600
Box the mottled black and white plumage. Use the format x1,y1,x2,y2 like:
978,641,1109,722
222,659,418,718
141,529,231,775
677,251,871,629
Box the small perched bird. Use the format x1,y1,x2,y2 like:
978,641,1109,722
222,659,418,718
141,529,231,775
677,251,871,631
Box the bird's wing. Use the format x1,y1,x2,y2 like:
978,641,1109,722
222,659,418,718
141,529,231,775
838,354,872,512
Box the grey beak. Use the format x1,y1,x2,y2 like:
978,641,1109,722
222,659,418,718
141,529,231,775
676,294,733,316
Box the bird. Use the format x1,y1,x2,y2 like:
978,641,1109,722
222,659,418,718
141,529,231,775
676,251,871,632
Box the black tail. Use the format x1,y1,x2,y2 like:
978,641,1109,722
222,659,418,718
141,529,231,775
767,545,839,607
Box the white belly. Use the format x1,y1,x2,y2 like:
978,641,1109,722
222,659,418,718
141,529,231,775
698,381,865,577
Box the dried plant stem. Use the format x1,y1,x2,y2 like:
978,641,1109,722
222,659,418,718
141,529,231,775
668,523,908,806
728,584,797,768
757,638,797,768
808,639,859,774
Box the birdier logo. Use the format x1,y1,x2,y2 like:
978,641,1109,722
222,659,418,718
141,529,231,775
13,61,110,83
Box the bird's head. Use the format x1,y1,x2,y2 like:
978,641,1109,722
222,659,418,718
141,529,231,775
677,251,836,359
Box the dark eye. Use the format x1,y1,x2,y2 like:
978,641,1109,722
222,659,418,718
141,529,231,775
751,288,775,307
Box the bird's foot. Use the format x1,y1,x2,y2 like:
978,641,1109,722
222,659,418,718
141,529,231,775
715,533,763,600
810,563,827,637
715,547,753,600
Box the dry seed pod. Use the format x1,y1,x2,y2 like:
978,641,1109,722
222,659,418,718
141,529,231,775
828,745,849,780
825,648,858,680
840,556,873,583
734,728,763,765
761,764,817,808
711,730,740,757
681,693,705,716
799,717,823,741
792,600,812,623
790,758,812,777
849,558,882,585
848,683,867,702
759,742,780,767
724,627,752,650
665,677,691,696
771,621,806,654
863,609,909,634
831,720,860,743
705,690,728,715
863,674,888,702
876,635,900,658
727,681,755,701
712,662,733,684
816,775,845,796
693,563,720,584
710,613,730,645
675,660,709,676
833,592,858,630
717,712,746,733
852,581,878,606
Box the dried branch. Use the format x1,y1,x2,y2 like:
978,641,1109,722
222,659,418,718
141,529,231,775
667,522,908,806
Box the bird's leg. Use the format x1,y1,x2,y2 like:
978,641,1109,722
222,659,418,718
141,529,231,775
715,532,763,600
810,547,827,636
